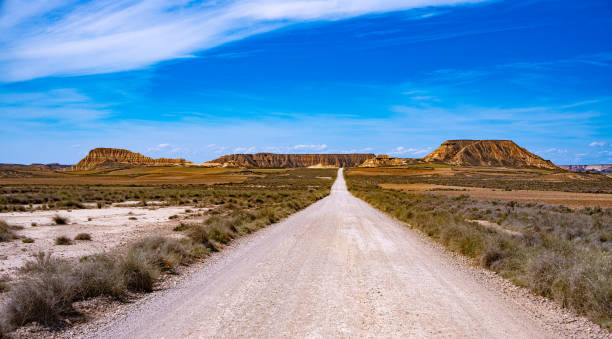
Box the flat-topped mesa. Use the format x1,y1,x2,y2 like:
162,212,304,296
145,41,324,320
204,153,376,168
423,140,560,169
70,148,194,171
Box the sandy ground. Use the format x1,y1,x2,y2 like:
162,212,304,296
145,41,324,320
82,169,607,339
0,205,205,275
380,183,612,208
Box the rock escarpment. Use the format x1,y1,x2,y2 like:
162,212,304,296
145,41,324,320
205,153,375,168
359,155,409,167
423,140,559,169
71,148,194,171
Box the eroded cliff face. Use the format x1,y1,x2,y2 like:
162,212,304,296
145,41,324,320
359,155,408,167
70,148,193,171
205,153,375,168
423,140,559,169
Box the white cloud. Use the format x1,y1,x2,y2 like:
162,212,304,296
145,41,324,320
589,141,606,147
389,146,430,156
292,144,328,151
0,0,487,81
543,148,567,154
233,146,257,153
0,88,110,121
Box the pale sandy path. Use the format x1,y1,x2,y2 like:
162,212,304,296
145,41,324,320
87,169,569,338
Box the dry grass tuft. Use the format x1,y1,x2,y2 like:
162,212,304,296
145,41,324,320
55,236,73,245
74,233,92,241
52,215,69,225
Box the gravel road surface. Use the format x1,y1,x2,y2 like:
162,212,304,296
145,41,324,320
87,169,602,338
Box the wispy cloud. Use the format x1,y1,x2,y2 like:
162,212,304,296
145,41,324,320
0,88,110,122
389,146,431,156
292,144,328,151
589,141,606,147
0,0,487,81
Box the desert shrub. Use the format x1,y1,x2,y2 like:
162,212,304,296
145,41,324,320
3,275,78,327
0,275,9,293
186,224,218,251
21,252,71,275
0,220,18,242
52,215,69,225
173,223,189,232
119,251,158,292
74,233,92,241
4,254,77,328
56,200,84,209
55,236,73,245
22,237,34,243
129,236,205,271
74,254,125,299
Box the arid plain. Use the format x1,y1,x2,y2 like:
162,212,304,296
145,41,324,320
0,140,610,338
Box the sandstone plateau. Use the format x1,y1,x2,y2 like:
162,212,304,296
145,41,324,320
423,140,559,169
70,148,194,171
359,154,410,167
204,153,375,168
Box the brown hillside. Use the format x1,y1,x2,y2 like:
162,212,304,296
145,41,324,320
71,148,194,171
423,140,559,169
205,153,375,168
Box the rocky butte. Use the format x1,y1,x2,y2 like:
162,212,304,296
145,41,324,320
70,148,194,171
423,140,560,169
203,153,376,168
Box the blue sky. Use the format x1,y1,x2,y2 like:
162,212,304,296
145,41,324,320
1,0,611,165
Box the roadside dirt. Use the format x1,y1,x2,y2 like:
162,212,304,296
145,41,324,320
80,169,607,338
0,205,205,275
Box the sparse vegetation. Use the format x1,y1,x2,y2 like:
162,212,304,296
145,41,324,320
0,168,335,211
346,171,612,328
74,233,92,241
22,237,34,243
0,168,336,333
55,236,73,245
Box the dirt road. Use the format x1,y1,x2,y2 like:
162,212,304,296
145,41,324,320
87,169,588,338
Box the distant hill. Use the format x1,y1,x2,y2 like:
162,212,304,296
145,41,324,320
0,163,72,178
423,140,559,169
203,153,375,168
560,164,612,174
70,148,194,171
